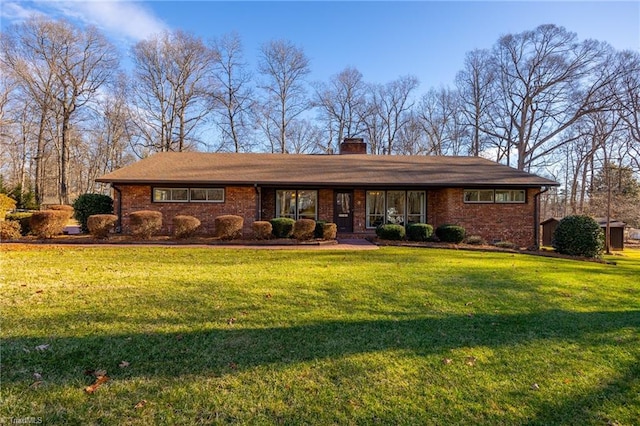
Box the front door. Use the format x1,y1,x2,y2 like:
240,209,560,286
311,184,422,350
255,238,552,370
334,191,353,233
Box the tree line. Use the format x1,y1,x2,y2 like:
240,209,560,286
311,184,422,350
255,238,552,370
1,16,638,226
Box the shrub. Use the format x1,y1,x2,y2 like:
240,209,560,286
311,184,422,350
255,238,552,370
435,224,466,243
494,240,517,249
129,210,163,239
552,215,604,258
173,215,201,239
376,224,406,240
314,220,327,238
465,235,486,245
270,217,295,238
0,194,16,220
87,214,118,239
6,212,33,235
292,219,316,241
73,194,114,233
30,210,69,238
406,223,434,242
215,215,244,240
0,220,21,240
322,222,338,240
252,221,273,240
49,204,74,220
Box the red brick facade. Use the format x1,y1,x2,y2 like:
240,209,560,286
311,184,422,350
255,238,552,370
113,184,540,246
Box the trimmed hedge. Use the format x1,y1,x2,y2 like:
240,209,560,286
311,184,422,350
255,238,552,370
322,222,337,240
435,224,466,243
6,212,33,235
129,210,163,239
406,223,434,242
552,215,604,258
0,194,16,220
0,220,21,240
252,221,273,240
376,224,406,240
30,210,69,238
73,194,113,233
215,215,243,240
87,214,118,239
270,218,295,238
173,215,201,239
49,204,74,220
293,219,316,241
465,235,486,245
314,220,327,238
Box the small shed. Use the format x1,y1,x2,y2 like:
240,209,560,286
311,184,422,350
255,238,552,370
540,217,561,247
596,218,626,251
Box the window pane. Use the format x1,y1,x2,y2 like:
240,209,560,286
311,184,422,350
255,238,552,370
298,190,317,219
154,188,188,202
478,190,494,202
207,188,224,202
172,189,188,201
464,190,479,202
154,189,171,201
276,190,296,218
387,191,405,225
190,189,207,201
495,189,525,203
366,191,385,228
407,191,425,224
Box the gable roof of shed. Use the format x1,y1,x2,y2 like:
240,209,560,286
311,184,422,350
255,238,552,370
96,152,559,187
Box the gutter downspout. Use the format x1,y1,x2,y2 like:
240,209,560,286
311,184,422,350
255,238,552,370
254,184,261,222
113,185,123,233
533,186,551,250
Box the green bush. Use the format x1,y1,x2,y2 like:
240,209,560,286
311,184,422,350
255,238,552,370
376,224,406,240
270,218,295,238
129,210,163,239
73,194,113,233
406,223,434,242
214,215,244,240
173,215,201,239
293,219,316,241
435,224,466,243
552,215,604,258
252,221,273,240
87,214,118,239
0,220,21,240
322,223,337,240
6,212,33,235
30,210,69,238
314,220,327,238
465,235,486,245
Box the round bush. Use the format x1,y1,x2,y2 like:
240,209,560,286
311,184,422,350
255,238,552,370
30,210,69,238
129,210,163,239
406,223,434,242
87,214,118,239
0,194,17,220
293,219,316,241
376,224,406,240
0,220,21,240
435,224,466,243
322,222,337,240
73,194,113,233
270,218,295,238
552,215,604,258
465,235,486,245
173,215,201,239
215,215,244,240
252,221,273,240
6,212,33,235
314,220,327,238
49,204,74,220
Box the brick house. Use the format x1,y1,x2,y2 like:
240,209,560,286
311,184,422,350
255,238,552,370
96,138,558,247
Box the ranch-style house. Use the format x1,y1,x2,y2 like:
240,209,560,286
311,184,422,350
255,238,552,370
96,138,559,247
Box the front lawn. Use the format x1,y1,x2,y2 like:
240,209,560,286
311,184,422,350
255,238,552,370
1,246,638,425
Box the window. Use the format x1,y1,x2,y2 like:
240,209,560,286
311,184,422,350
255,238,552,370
366,190,426,228
495,189,525,203
276,190,317,220
463,189,526,204
153,188,188,202
153,187,224,203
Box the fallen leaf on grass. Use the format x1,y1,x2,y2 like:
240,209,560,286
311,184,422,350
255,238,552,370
134,400,147,409
119,361,130,368
265,293,272,299
530,383,540,391
30,381,43,389
94,369,107,377
228,362,238,370
227,317,236,325
35,289,44,294
442,358,453,365
85,375,109,394
465,356,477,366
34,344,50,351
33,372,43,380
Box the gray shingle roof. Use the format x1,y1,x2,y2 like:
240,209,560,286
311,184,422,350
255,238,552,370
96,152,559,188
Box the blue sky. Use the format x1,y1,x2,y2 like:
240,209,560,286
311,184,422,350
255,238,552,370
1,1,639,90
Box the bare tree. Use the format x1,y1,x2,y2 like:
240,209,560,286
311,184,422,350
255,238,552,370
209,32,254,152
257,39,310,153
131,30,213,154
416,87,466,155
312,67,367,153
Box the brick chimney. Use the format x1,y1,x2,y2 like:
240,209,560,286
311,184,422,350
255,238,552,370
339,137,367,154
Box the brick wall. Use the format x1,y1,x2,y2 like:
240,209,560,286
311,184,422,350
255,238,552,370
427,188,539,247
115,185,257,236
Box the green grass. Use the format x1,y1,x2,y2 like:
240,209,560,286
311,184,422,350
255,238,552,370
1,246,639,425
